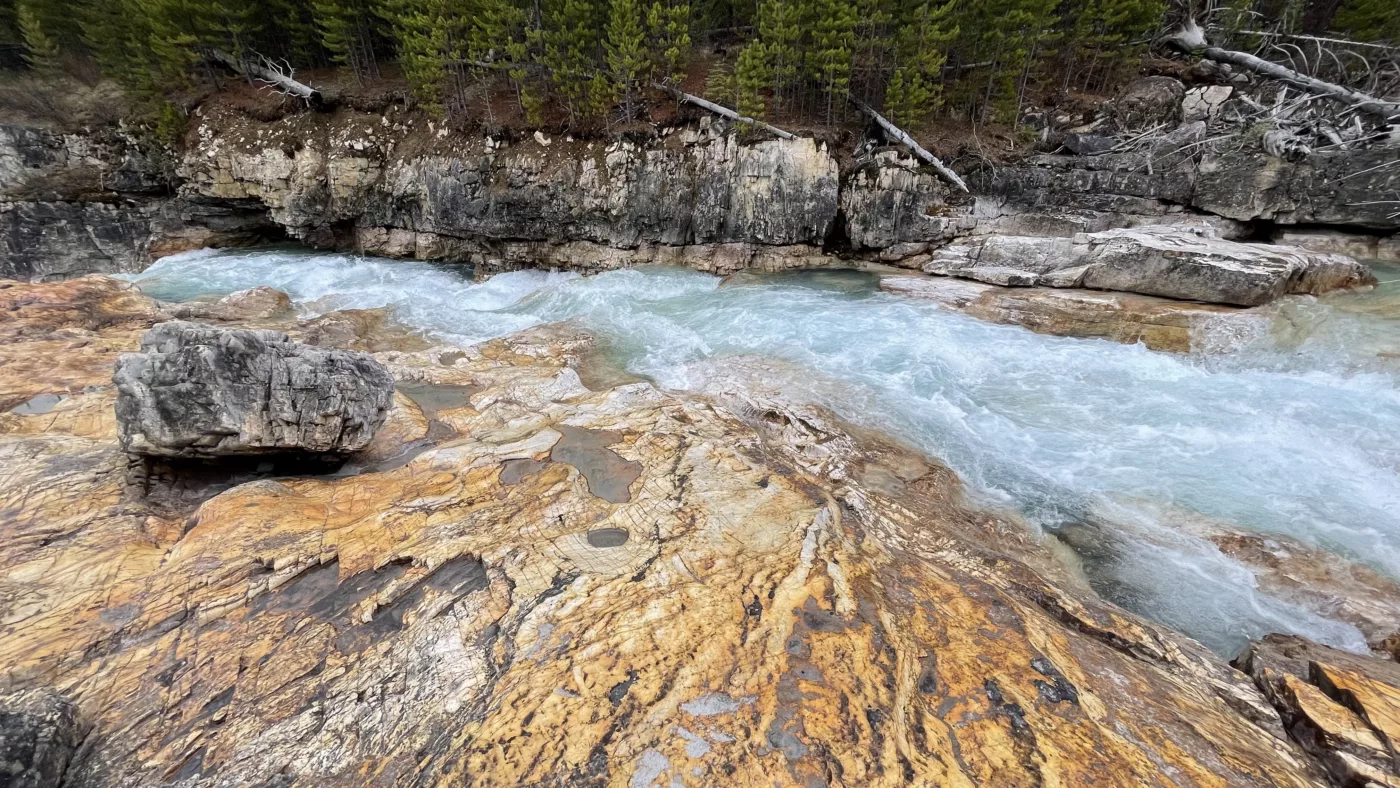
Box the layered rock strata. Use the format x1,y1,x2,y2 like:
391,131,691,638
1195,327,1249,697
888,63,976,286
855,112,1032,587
4,275,1389,786
171,101,1399,278
7,99,1397,285
0,124,277,280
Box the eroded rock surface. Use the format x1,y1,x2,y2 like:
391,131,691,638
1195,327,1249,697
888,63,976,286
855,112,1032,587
0,275,1372,786
925,225,1375,306
166,286,293,322
113,321,394,457
1,124,278,280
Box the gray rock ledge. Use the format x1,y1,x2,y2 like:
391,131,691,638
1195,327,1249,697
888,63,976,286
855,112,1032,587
924,225,1376,306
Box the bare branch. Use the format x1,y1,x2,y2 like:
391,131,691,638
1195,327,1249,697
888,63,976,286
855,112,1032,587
1168,22,1400,122
847,97,969,192
1235,30,1400,52
652,84,799,141
206,48,321,105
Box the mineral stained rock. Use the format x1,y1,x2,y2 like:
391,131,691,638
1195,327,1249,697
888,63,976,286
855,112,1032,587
1237,635,1400,787
0,690,88,788
925,225,1375,306
0,275,1366,787
113,321,394,457
166,286,293,322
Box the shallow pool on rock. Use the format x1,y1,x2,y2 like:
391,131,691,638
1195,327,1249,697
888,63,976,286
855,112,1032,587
127,247,1400,656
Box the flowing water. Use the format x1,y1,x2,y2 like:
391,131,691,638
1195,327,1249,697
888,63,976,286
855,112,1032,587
127,247,1400,656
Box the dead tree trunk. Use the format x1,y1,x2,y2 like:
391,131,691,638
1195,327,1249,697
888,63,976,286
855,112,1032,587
653,84,798,140
849,97,969,193
207,49,322,105
1168,21,1400,122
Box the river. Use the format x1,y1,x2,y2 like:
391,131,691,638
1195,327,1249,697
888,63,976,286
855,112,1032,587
125,246,1400,657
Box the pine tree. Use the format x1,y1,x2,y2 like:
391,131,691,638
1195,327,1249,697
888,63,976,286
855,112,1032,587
809,0,856,122
605,0,649,118
734,40,769,118
541,0,605,119
265,0,324,63
379,0,452,113
1062,0,1163,92
1333,0,1400,43
704,60,736,106
313,0,381,82
16,0,61,73
646,0,689,86
80,0,154,89
883,0,953,126
950,0,1060,124
1,0,18,48
126,0,202,85
851,0,893,102
469,0,537,120
754,0,802,109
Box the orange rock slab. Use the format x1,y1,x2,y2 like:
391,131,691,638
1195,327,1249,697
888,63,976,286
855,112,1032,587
0,276,1345,787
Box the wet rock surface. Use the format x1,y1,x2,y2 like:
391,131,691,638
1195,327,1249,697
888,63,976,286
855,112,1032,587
879,273,1247,351
925,225,1375,306
2,275,1391,786
114,321,394,457
166,286,293,322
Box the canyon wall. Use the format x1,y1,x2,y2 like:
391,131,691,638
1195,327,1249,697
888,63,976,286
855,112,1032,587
3,93,1397,281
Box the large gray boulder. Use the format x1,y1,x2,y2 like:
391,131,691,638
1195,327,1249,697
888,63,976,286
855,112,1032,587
114,321,394,457
0,690,88,788
924,225,1375,306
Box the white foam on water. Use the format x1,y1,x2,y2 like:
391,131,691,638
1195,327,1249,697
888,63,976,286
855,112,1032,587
131,250,1400,656
125,247,581,344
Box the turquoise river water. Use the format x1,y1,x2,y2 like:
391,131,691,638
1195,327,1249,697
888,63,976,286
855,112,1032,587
126,247,1400,657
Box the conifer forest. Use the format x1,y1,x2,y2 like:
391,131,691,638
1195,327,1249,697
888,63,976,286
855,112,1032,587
1,0,1397,139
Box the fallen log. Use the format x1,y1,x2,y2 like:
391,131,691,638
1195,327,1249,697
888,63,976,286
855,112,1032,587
1167,21,1400,122
653,84,797,140
207,49,322,105
849,97,969,192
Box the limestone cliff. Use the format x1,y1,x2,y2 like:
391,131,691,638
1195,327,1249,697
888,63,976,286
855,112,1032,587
170,102,1400,271
4,93,1396,282
0,124,275,280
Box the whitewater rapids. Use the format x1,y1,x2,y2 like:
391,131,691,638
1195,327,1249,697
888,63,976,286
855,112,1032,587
126,247,1400,656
